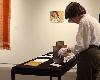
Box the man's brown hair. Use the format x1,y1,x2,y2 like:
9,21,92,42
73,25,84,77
65,2,86,19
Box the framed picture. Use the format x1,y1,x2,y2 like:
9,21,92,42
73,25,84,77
50,11,64,23
99,14,100,23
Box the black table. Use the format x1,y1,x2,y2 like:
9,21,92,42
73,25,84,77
11,52,77,80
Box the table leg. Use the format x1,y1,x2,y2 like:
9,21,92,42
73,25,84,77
58,76,61,80
50,76,52,80
11,69,15,80
11,73,15,80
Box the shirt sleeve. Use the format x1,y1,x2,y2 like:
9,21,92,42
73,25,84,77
72,21,91,54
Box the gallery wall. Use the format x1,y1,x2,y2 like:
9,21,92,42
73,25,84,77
0,0,100,64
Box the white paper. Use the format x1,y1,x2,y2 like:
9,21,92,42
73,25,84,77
34,59,49,63
50,62,61,67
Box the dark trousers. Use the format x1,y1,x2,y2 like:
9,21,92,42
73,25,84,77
76,47,100,80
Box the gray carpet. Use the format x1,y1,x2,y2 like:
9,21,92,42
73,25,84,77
0,64,77,80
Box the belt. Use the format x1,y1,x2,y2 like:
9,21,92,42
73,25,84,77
79,45,100,55
89,45,100,49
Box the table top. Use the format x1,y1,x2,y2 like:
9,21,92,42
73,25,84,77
11,52,77,77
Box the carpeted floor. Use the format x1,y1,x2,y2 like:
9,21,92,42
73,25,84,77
0,64,77,80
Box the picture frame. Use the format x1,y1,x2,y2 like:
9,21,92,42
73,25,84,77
99,14,100,23
50,11,64,23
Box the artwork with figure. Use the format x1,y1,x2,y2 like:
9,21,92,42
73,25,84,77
99,14,100,23
50,11,64,23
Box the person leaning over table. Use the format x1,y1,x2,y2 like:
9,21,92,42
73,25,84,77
58,2,100,80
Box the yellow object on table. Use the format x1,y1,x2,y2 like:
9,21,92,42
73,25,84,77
24,59,49,66
24,61,42,66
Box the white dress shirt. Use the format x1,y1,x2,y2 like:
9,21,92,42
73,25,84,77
72,14,100,54
58,14,100,55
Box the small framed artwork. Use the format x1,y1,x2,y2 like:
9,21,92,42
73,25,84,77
99,14,100,23
50,11,64,23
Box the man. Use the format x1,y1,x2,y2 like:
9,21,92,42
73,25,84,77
59,2,100,80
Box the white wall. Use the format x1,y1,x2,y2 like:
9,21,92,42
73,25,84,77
0,0,100,64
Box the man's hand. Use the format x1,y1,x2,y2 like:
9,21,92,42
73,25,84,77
58,47,71,57
63,52,69,57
